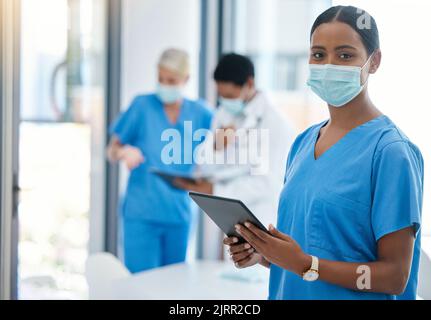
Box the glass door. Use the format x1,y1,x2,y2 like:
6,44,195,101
17,0,108,299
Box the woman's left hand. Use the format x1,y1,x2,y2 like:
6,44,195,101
235,222,311,276
173,178,213,194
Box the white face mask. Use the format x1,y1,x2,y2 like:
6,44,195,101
307,53,373,107
156,83,183,104
219,85,251,115
219,97,246,115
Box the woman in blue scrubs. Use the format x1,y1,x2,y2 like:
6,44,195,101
108,49,213,273
224,6,424,300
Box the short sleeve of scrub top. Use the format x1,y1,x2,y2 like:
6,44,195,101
109,97,141,145
371,141,423,241
269,115,424,300
283,128,310,183
371,140,423,300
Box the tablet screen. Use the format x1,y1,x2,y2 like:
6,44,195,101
150,168,199,187
189,192,268,243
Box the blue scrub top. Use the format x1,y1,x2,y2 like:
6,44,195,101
269,115,423,300
111,94,213,224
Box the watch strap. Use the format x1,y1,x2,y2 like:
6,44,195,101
310,255,319,271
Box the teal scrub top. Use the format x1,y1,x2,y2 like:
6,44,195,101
269,115,423,300
111,94,213,224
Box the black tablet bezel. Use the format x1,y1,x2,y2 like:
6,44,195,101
189,191,269,240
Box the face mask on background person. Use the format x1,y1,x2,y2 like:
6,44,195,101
156,83,183,104
306,53,374,107
219,97,246,115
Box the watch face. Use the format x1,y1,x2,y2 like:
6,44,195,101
303,270,319,282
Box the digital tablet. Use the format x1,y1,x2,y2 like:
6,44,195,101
189,192,268,243
150,168,200,186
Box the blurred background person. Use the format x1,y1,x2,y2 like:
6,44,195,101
107,48,213,273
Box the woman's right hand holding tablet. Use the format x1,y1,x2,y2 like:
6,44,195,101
223,236,270,269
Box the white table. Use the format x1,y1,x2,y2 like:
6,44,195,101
111,237,431,300
112,261,269,300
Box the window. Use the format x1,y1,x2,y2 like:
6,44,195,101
18,0,108,299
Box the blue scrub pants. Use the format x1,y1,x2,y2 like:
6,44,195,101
123,218,190,273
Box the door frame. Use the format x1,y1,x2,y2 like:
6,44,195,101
104,0,122,256
196,0,225,260
0,0,21,301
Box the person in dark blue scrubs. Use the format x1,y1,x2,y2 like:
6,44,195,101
108,49,213,273
223,6,423,300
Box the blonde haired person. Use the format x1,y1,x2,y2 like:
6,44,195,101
108,48,213,273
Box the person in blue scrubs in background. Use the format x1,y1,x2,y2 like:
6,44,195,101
108,48,213,273
224,6,424,300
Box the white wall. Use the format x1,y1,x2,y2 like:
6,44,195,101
121,0,201,109
235,0,328,54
